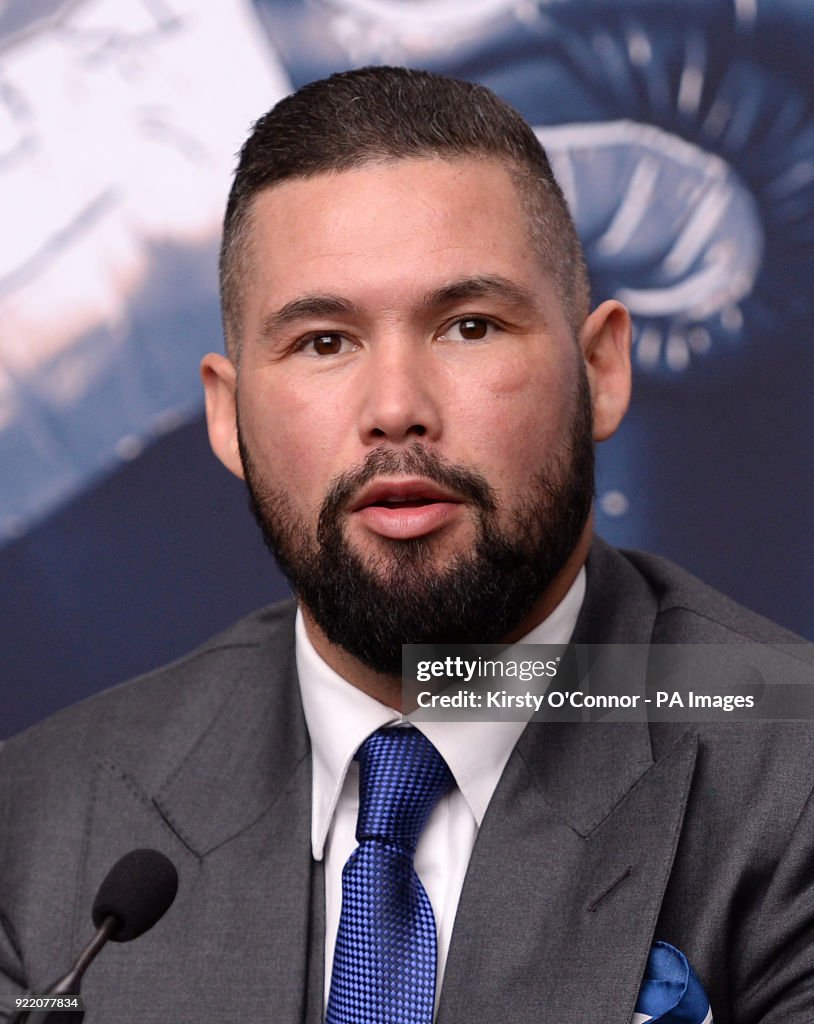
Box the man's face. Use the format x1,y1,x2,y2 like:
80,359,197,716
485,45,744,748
206,157,620,675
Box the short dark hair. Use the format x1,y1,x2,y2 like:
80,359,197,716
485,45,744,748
220,66,590,354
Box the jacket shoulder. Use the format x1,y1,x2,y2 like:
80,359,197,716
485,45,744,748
0,599,298,783
618,546,806,644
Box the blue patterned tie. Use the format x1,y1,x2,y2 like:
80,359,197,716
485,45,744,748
326,727,455,1024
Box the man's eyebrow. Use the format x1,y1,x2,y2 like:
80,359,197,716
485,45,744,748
422,275,540,312
257,275,540,340
259,294,357,340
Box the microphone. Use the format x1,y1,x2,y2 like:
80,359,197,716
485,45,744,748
91,847,178,942
8,849,178,1023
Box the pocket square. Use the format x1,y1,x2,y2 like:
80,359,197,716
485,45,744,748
632,941,712,1024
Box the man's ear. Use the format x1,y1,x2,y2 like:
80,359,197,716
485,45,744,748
200,353,244,479
578,300,632,442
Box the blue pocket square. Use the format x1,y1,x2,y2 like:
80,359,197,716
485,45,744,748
633,942,712,1024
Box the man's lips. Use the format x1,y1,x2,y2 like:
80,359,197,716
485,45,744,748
349,478,463,511
348,478,465,540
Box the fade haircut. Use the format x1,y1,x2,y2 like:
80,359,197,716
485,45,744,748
219,66,590,356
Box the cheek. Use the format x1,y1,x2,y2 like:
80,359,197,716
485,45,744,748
460,353,579,477
238,383,338,513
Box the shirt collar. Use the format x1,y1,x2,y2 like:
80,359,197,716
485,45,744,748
296,566,586,859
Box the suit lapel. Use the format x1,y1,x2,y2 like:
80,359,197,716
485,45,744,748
77,606,324,1023
438,539,699,1024
152,615,308,856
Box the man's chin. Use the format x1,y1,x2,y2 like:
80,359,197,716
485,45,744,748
342,519,477,570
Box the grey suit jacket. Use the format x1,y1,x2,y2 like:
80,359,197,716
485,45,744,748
2,539,814,1023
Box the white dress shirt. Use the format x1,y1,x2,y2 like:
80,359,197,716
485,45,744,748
295,567,586,1012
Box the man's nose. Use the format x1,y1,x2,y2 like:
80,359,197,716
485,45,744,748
357,339,443,446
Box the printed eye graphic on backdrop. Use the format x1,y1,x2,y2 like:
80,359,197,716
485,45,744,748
540,120,764,373
528,3,814,375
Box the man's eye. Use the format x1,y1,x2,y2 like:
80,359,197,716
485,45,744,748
441,317,496,342
299,333,353,356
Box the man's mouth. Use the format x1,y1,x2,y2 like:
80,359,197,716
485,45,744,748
349,479,464,539
369,496,442,508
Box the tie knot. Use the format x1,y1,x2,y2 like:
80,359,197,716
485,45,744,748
355,728,454,853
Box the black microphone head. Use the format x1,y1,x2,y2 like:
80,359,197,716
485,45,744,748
91,849,178,942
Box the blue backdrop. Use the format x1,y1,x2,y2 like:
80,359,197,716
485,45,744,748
2,0,812,738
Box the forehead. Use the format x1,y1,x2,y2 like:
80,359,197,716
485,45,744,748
239,156,560,323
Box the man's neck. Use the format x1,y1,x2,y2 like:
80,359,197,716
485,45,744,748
301,523,593,712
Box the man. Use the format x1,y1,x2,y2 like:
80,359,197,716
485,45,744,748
1,67,813,1024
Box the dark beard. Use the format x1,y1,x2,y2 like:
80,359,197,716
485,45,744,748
239,370,594,676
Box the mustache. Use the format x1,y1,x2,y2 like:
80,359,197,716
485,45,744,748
318,443,497,529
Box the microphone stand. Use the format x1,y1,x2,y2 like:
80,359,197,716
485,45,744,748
8,915,119,1024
